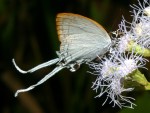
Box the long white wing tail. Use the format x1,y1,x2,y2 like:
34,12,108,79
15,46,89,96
15,65,64,97
12,58,60,74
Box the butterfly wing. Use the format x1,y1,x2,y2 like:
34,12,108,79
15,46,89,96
56,13,111,65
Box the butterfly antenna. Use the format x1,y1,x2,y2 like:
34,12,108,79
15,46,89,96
12,58,60,74
15,65,64,97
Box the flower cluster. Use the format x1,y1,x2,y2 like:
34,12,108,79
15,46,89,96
89,50,148,108
114,0,150,55
89,0,150,109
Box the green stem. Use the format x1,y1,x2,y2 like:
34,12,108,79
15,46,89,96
128,69,150,90
144,82,150,90
127,41,150,57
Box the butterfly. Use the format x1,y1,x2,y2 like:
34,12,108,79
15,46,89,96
12,13,111,97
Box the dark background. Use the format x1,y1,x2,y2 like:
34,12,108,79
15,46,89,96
1,0,150,113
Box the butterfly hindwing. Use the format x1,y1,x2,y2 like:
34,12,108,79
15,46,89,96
56,13,111,64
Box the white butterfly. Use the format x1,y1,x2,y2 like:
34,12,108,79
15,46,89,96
12,13,111,97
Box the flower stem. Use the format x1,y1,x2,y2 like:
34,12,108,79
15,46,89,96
127,41,150,57
144,82,150,90
128,69,150,90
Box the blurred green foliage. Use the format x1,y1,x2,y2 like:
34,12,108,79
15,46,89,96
0,0,150,113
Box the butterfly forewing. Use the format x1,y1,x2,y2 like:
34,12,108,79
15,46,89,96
56,13,110,42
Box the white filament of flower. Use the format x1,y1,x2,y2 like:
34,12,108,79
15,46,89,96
89,49,148,108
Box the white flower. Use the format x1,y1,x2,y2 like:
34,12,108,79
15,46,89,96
116,33,132,53
131,12,150,49
144,6,150,16
113,51,147,77
113,0,150,53
88,50,147,108
112,18,135,53
93,1,150,108
126,0,150,49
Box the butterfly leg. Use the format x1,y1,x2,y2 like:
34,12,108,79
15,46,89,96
12,58,60,74
14,65,64,97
